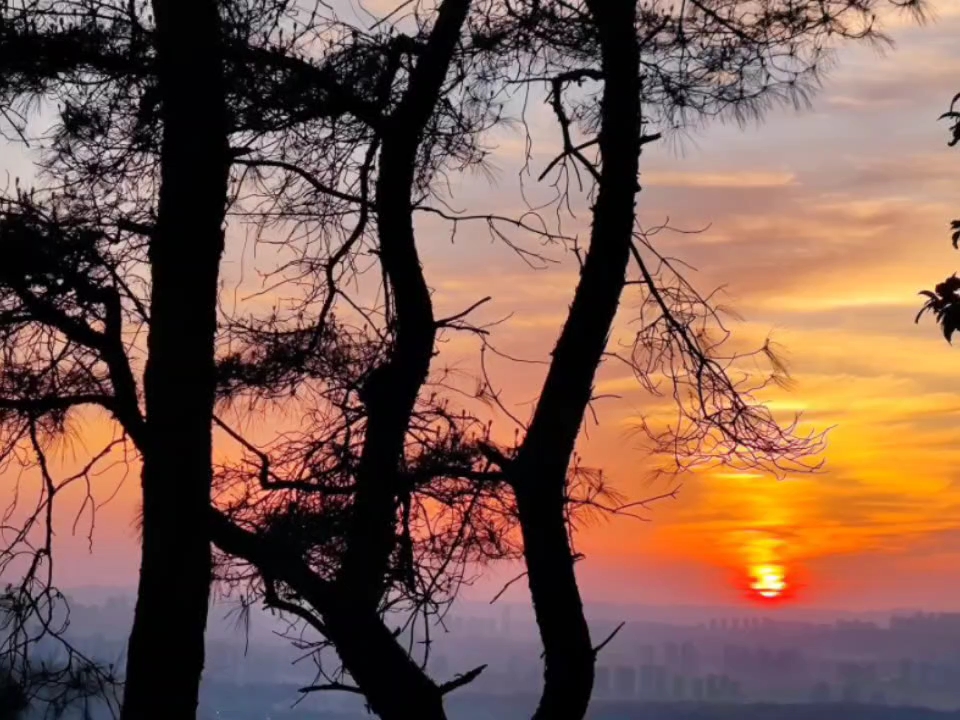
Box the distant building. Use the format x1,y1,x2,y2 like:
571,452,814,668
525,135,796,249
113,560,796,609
653,665,668,700
691,677,705,701
841,682,862,704
898,658,914,687
614,665,637,698
639,664,656,699
720,676,742,702
810,681,831,703
637,644,656,664
706,674,721,701
665,642,680,670
594,666,611,697
680,641,700,676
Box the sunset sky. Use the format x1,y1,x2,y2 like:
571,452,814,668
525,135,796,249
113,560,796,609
26,0,960,613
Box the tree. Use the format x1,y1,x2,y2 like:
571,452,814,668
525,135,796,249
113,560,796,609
0,588,117,719
0,676,25,720
215,1,923,717
207,1,919,717
0,1,922,720
119,0,231,717
918,93,960,341
0,0,231,717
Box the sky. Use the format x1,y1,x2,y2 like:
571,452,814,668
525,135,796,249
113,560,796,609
569,1,960,610
13,0,960,614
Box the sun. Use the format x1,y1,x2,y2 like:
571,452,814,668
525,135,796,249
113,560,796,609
749,564,788,600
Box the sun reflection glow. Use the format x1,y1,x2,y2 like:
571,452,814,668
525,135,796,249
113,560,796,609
749,564,787,600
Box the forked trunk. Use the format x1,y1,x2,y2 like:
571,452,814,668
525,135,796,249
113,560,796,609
207,510,449,720
322,600,448,720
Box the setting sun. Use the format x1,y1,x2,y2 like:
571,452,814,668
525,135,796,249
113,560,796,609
749,565,788,600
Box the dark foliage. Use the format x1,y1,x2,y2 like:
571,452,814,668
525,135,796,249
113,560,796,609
918,93,960,342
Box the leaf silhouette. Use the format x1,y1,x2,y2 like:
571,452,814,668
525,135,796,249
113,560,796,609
917,274,960,341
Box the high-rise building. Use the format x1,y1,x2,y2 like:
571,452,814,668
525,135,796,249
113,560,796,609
691,677,705,701
614,665,637,698
706,674,721,701
680,641,700,676
810,681,831,703
594,666,611,697
898,658,914,688
638,644,656,664
672,675,687,701
653,665,668,700
639,664,656,699
665,642,680,670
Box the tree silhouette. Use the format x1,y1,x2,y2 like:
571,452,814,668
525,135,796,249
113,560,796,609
207,2,917,717
0,674,25,720
918,93,960,342
0,1,924,719
117,0,232,718
0,588,117,719
0,0,231,717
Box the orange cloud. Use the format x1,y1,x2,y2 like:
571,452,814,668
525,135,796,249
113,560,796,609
642,170,797,189
17,0,960,609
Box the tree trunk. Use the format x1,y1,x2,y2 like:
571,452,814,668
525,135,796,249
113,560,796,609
515,479,596,720
208,510,448,720
512,2,643,718
337,0,471,610
321,601,447,720
121,1,229,718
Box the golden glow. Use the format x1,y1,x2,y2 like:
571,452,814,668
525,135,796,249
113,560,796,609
750,564,788,599
40,7,960,606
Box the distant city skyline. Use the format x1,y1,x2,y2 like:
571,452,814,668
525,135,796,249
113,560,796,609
58,594,960,717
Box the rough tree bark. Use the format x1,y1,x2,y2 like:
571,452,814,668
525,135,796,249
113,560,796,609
209,511,447,720
510,2,642,718
337,0,472,613
120,0,230,718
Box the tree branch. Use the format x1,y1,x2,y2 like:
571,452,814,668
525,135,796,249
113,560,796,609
439,664,487,695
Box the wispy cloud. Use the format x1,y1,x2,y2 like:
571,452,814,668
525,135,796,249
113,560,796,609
642,170,798,189
46,0,960,607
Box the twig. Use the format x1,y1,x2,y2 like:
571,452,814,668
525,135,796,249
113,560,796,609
593,621,625,656
298,681,364,695
439,664,487,695
489,569,528,604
